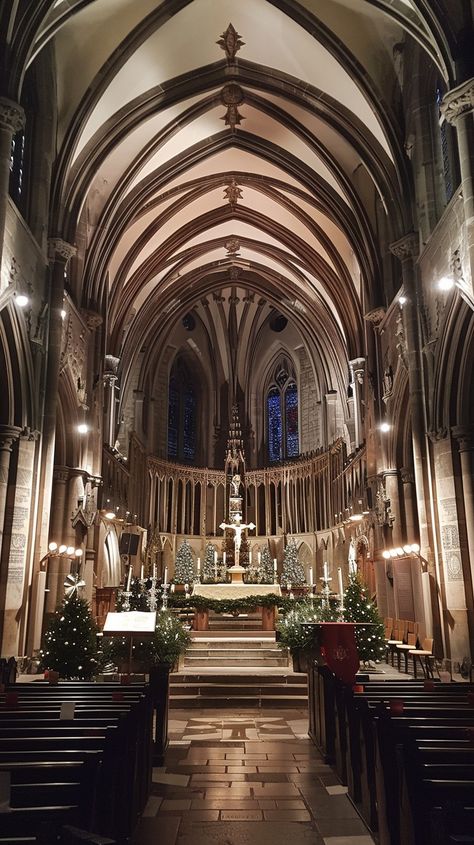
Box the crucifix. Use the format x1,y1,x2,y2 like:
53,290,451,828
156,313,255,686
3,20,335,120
219,513,255,567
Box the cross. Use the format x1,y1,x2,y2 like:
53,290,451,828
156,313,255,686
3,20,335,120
219,514,255,565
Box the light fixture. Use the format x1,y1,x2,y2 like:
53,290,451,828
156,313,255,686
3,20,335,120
410,543,420,553
58,544,67,554
61,309,66,319
389,549,397,557
349,513,363,522
104,511,115,520
77,423,88,434
48,542,58,552
382,550,391,559
379,422,391,433
438,276,454,292
398,296,407,306
66,546,75,555
403,544,412,554
74,548,83,557
396,547,404,556
15,294,29,308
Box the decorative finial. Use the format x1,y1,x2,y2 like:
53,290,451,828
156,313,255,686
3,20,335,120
217,23,245,62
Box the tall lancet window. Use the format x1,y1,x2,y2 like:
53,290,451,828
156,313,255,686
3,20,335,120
266,360,299,462
167,359,197,462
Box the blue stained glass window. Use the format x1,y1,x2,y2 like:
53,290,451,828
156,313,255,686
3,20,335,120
183,388,196,460
167,377,178,458
268,388,282,462
285,382,299,457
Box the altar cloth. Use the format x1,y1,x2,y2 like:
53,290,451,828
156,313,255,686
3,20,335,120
192,583,281,600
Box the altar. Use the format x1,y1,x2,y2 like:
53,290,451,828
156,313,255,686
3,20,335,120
191,583,281,631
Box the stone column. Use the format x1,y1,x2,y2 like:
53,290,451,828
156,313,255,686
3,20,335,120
390,234,433,565
452,425,474,654
400,467,417,543
0,99,25,270
441,80,474,287
349,358,365,448
35,239,76,560
383,469,402,545
0,426,21,553
103,373,118,447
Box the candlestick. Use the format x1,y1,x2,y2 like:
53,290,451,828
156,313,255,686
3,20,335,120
323,561,328,581
338,567,344,598
164,566,168,586
126,566,132,591
140,564,144,581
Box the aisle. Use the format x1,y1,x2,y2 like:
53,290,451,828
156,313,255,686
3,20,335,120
133,708,375,845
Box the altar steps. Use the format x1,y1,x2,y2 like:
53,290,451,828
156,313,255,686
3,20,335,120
169,672,308,708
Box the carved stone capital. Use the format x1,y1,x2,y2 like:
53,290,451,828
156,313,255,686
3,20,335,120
427,427,448,443
441,79,474,125
0,425,21,452
452,424,474,452
0,98,25,134
82,310,103,330
47,238,77,264
53,466,70,483
400,467,414,485
382,468,399,479
364,307,386,326
390,233,419,262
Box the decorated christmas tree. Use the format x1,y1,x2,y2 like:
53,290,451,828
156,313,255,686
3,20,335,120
260,546,274,583
343,572,385,663
281,537,306,587
174,539,195,584
41,593,98,679
203,543,217,581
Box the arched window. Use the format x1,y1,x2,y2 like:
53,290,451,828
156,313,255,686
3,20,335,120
436,85,457,204
266,360,299,462
167,359,197,462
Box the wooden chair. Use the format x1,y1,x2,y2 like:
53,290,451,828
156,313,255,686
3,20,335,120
409,637,434,678
395,632,417,673
386,620,404,666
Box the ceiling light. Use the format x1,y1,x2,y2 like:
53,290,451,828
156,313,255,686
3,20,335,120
438,276,454,291
16,294,29,308
61,309,66,319
379,422,391,433
398,296,407,306
104,511,115,520
77,423,88,434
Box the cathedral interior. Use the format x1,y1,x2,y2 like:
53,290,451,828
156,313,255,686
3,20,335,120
1,3,474,839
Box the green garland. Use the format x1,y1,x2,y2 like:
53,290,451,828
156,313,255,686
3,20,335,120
167,592,327,615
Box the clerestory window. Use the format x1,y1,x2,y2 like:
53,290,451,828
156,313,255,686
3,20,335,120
266,361,299,462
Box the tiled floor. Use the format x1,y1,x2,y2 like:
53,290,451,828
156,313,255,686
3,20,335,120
133,709,375,845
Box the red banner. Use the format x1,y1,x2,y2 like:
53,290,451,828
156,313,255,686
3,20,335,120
319,623,359,685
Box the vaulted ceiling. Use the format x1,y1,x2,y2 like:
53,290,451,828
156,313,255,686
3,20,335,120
9,0,459,404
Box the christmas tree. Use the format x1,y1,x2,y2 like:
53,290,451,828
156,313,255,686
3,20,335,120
282,537,306,587
41,594,98,679
174,539,195,584
343,572,385,663
260,546,274,583
203,543,217,581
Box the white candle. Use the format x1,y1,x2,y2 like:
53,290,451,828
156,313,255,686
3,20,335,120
223,551,226,566
249,549,252,565
309,567,314,586
140,564,144,580
323,561,328,581
197,557,201,572
258,551,261,565
273,558,277,572
214,550,218,564
338,567,344,597
171,583,175,593
126,567,132,591
164,566,168,586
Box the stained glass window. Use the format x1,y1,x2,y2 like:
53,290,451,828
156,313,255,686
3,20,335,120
167,363,197,462
267,363,299,463
436,86,455,203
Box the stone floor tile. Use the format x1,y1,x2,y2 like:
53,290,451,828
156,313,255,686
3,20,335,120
220,810,264,820
203,787,252,798
322,837,375,845
178,765,227,774
175,820,323,845
152,773,190,786
191,799,260,810
257,764,299,772
161,799,192,810
325,785,348,795
315,818,370,837
245,772,289,782
257,799,277,809
132,816,180,845
252,783,300,796
190,772,246,782
184,810,220,821
275,799,307,809
263,810,312,821
227,765,257,773
142,795,163,817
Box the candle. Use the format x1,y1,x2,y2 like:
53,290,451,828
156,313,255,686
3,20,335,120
309,567,314,586
338,567,344,598
140,564,144,581
249,549,252,565
273,558,277,572
223,551,226,566
126,566,132,591
323,561,328,581
214,550,218,564
197,557,201,572
164,566,168,586
171,583,175,593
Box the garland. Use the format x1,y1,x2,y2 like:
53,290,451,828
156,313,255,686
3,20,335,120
167,593,327,615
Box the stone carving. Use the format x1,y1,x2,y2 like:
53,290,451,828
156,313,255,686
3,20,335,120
395,310,408,367
382,364,393,402
225,237,240,255
0,98,25,133
220,83,245,130
217,23,245,61
364,307,386,326
440,79,474,125
82,309,103,330
224,178,243,207
60,316,87,406
389,233,419,262
229,266,240,280
47,238,77,263
450,247,464,283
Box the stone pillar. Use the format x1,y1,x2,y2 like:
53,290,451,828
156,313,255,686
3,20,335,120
390,234,433,565
0,426,21,553
452,425,474,655
400,467,417,543
103,373,118,447
0,431,37,656
441,80,474,288
349,358,365,448
35,239,76,560
0,99,25,270
383,469,402,545
325,392,338,443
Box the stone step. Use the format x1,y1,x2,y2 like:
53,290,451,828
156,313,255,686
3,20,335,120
183,656,289,667
171,672,307,685
169,693,308,709
186,648,287,658
170,682,307,696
